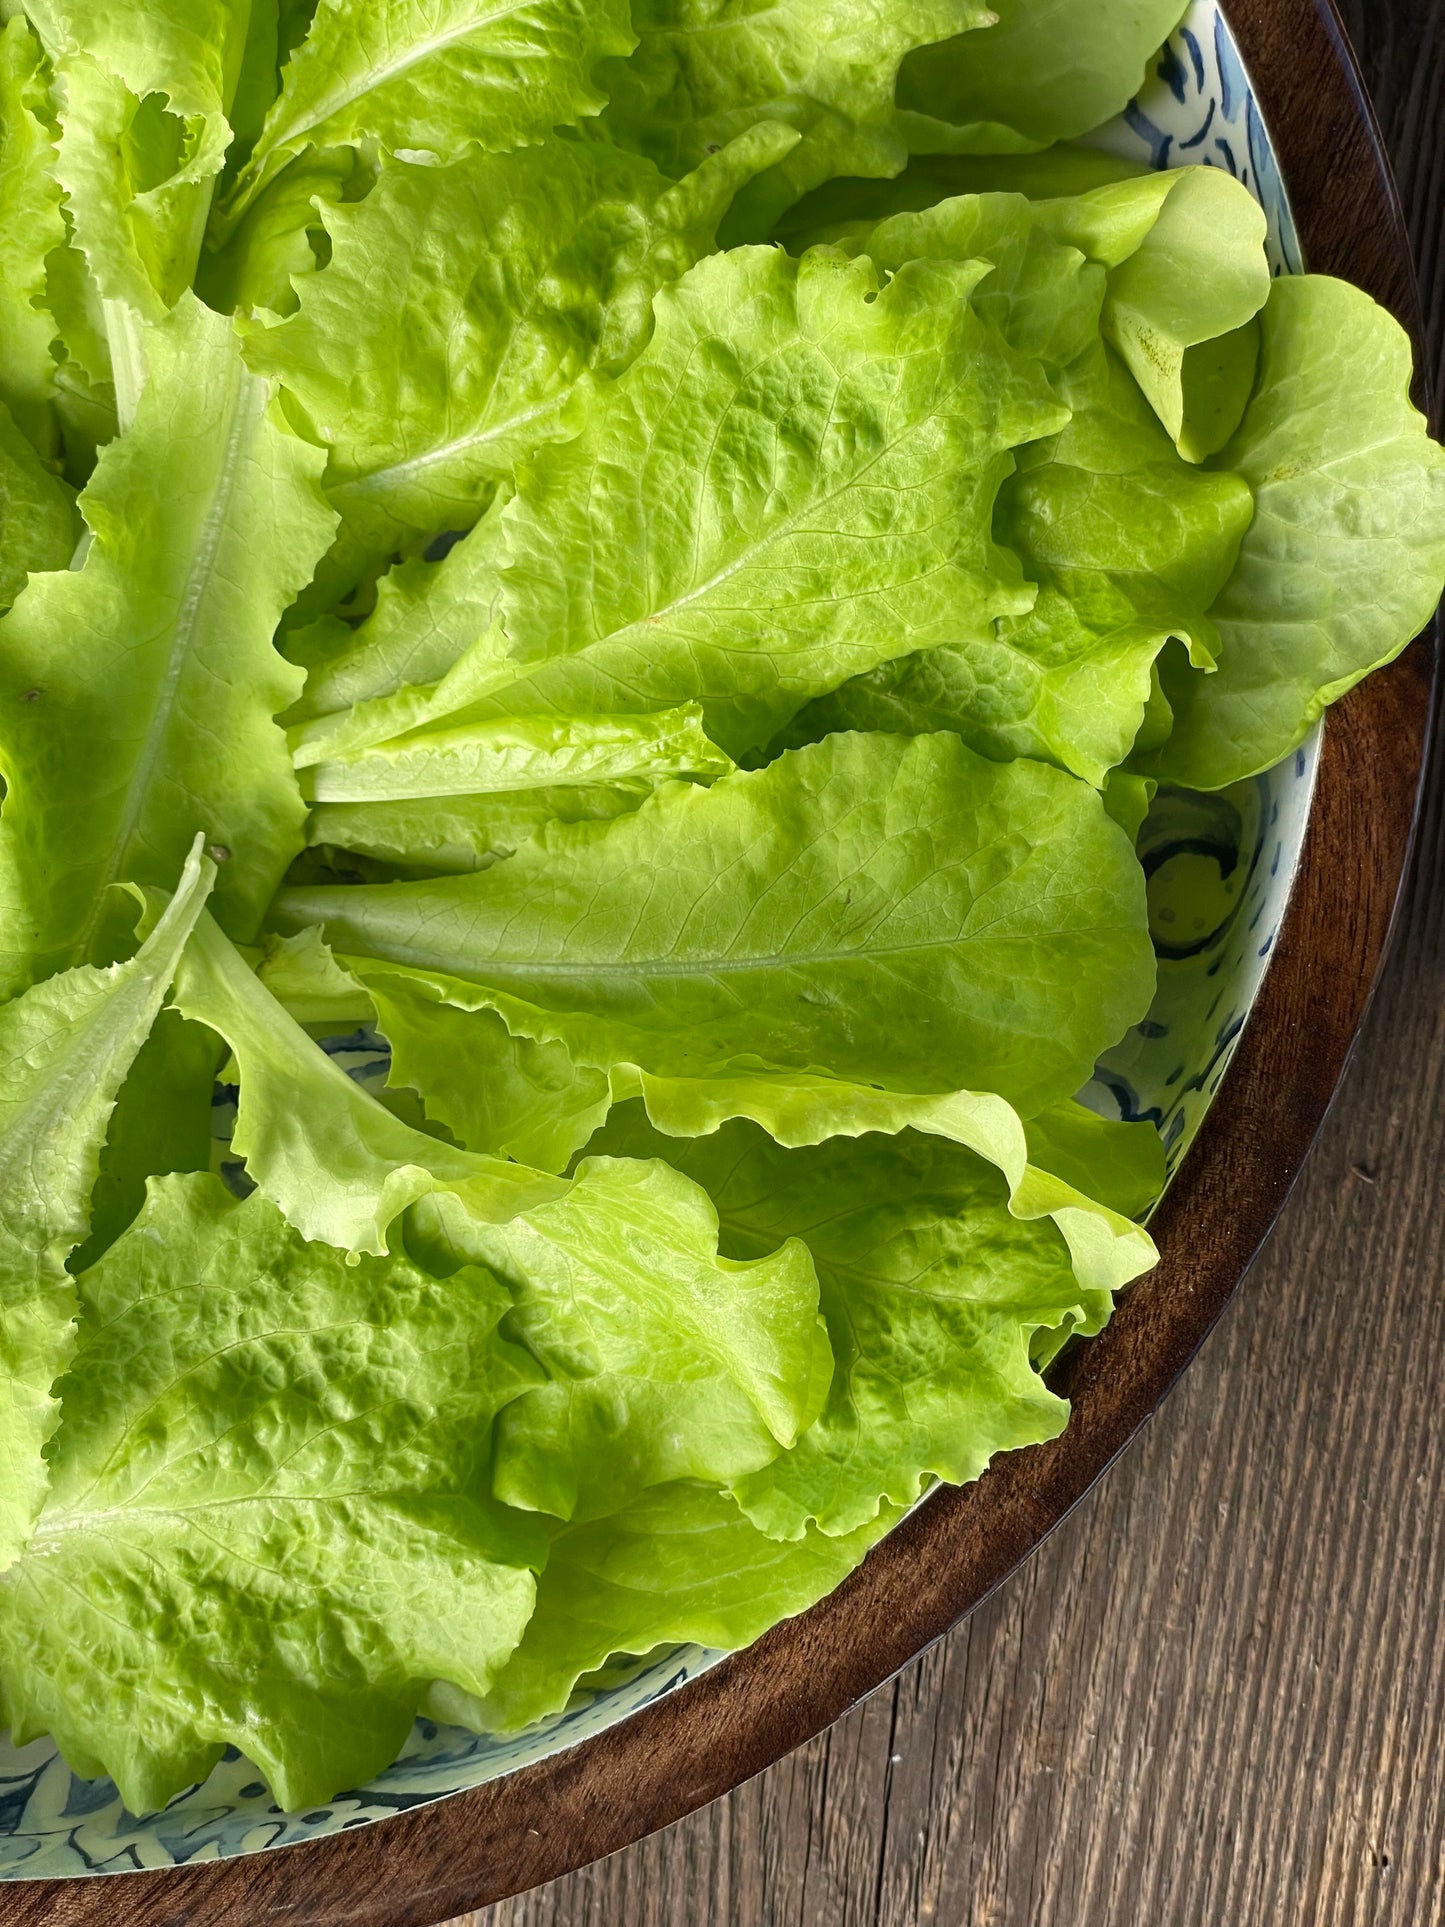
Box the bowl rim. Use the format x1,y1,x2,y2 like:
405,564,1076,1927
8,1,1438,1920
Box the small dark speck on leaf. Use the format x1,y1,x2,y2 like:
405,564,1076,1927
705,141,722,153
20,689,40,702
208,843,231,863
1350,1163,1377,1185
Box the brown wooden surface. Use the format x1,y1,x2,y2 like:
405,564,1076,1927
451,7,1445,1924
3,6,1438,1925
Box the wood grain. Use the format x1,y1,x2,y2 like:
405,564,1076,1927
457,6,1445,1924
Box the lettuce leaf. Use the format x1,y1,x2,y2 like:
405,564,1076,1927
593,0,992,239
73,1006,226,1270
219,0,637,234
0,1169,545,1813
301,704,731,805
243,128,801,549
345,956,613,1170
897,0,1187,152
40,0,251,328
0,293,336,996
847,167,1269,462
0,398,76,613
164,908,830,1523
1141,277,1445,790
224,0,281,164
772,146,1151,249
416,1162,831,1524
167,905,498,1253
1030,169,1270,460
197,143,359,318
809,188,1109,367
770,177,1265,779
348,246,1064,760
0,17,65,456
430,1481,902,1736
257,933,1163,1289
590,1107,1143,1539
40,223,117,468
273,732,1156,1121
0,838,212,1569
786,339,1253,782
286,499,508,727
306,785,645,879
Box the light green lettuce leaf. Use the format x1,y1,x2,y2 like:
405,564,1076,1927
306,943,613,1171
198,144,359,318
821,189,1109,369
588,1108,1142,1538
1032,168,1269,461
363,246,1064,760
772,146,1151,249
0,292,336,997
0,838,212,1571
219,0,637,234
302,705,731,804
39,0,252,329
0,398,76,612
273,733,1156,1121
599,1075,1162,1294
288,239,1070,768
243,127,801,549
166,910,829,1523
429,1481,901,1735
415,1165,830,1523
73,1006,225,1270
819,167,1269,463
785,342,1253,783
1023,1095,1163,1222
226,0,281,163
306,785,645,878
1099,768,1154,843
40,226,117,470
0,1169,546,1813
896,0,1187,152
19,0,246,121
0,17,65,456
278,920,1160,1279
593,0,992,242
1140,276,1445,791
51,56,218,334
288,620,522,773
285,499,509,734
169,907,492,1253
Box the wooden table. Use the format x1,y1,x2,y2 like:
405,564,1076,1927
458,9,1445,1921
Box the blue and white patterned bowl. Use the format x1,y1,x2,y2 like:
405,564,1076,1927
0,0,1316,1880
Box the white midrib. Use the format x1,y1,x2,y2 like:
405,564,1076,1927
313,916,1110,984
29,1492,391,1542
333,394,566,506
76,365,265,967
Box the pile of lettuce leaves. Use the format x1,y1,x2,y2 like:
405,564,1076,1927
0,0,1442,1817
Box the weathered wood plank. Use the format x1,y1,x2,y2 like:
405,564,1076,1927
466,7,1445,1921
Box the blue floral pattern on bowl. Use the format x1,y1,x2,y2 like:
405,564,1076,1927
0,0,1317,1881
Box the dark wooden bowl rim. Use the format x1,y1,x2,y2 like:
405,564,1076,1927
8,1,1438,1919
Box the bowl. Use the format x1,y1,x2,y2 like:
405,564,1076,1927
3,0,1435,1918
